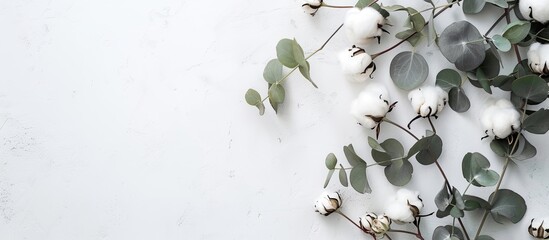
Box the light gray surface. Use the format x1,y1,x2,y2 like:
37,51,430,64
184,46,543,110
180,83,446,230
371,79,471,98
0,0,547,239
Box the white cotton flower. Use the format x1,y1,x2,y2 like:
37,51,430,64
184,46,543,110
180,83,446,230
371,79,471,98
314,191,341,216
350,82,391,129
344,7,386,45
302,0,323,16
359,213,391,234
338,45,376,82
527,42,549,75
408,86,448,117
385,189,424,223
519,0,549,23
529,217,549,239
481,99,520,139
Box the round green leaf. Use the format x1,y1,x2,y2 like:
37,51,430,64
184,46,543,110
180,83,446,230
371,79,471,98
492,35,511,52
435,183,451,211
462,152,499,187
245,89,261,106
489,189,527,224
344,145,366,167
523,109,549,134
384,159,413,186
276,39,298,68
511,75,549,103
390,51,429,90
350,164,371,194
502,21,531,44
433,225,464,240
415,134,443,165
325,153,337,169
438,21,486,71
463,0,486,14
268,84,285,104
463,195,491,211
263,59,283,84
449,87,471,113
436,69,462,91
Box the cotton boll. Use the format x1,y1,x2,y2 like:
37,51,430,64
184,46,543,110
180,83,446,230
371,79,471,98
338,46,376,82
481,99,520,139
345,7,386,45
359,213,391,234
528,42,549,74
519,0,549,23
384,189,423,223
314,191,341,216
408,86,448,117
351,82,391,128
302,0,322,16
529,217,549,239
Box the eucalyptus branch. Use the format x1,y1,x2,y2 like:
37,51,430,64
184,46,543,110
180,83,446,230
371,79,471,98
371,1,459,59
474,108,528,239
504,8,522,63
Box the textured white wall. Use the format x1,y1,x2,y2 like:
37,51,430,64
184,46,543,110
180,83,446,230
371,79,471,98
0,0,547,239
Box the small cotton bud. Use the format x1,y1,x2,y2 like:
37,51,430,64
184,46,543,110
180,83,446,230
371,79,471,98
385,189,423,223
314,191,341,216
359,213,391,234
408,86,448,117
302,0,323,16
338,46,376,82
344,7,386,45
519,0,549,23
350,82,391,129
529,217,549,239
527,42,549,75
480,99,520,139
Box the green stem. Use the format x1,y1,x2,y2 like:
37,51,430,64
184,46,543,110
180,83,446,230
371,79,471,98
321,3,354,9
474,107,527,239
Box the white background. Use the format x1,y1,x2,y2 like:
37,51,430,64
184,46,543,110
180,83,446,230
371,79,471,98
0,0,547,239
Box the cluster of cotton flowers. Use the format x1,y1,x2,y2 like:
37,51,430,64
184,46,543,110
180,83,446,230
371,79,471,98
519,0,549,23
480,99,521,140
408,86,448,118
338,45,376,82
384,189,424,223
344,7,387,45
350,82,392,129
527,42,549,75
302,0,323,16
359,213,391,235
314,191,342,216
529,217,549,239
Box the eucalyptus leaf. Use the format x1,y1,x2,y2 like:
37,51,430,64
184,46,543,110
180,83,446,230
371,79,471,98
502,21,531,44
463,0,486,14
323,169,335,188
368,137,385,152
371,138,405,166
453,187,465,210
339,164,349,187
407,7,426,32
449,87,471,113
438,21,486,71
511,135,537,161
384,159,413,186
268,84,285,104
390,51,429,90
489,189,527,224
450,206,464,218
436,69,462,91
462,152,500,187
463,195,491,211
433,225,464,240
435,183,451,211
263,59,283,84
396,29,423,47
276,39,299,68
350,164,371,193
490,138,510,157
344,144,367,167
523,109,549,134
511,75,549,103
325,153,337,169
245,89,265,115
476,69,493,94
298,61,318,88
411,134,443,165
492,35,511,52
479,49,501,79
